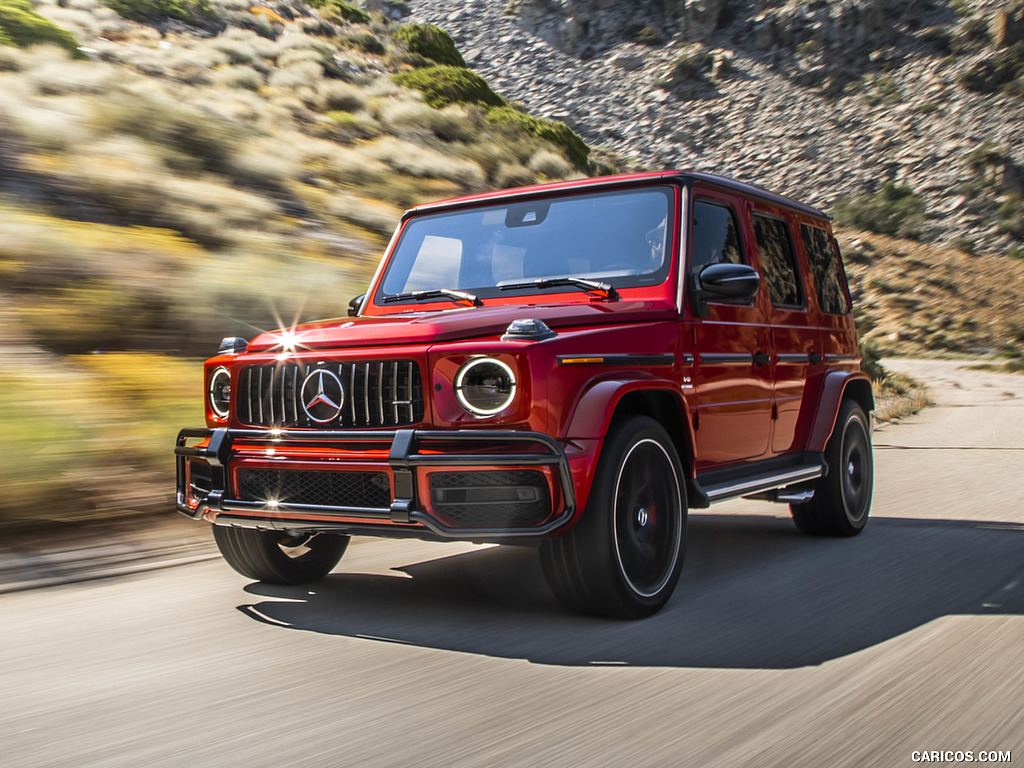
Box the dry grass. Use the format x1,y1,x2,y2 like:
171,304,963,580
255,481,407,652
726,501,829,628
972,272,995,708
840,229,1024,357
872,372,933,422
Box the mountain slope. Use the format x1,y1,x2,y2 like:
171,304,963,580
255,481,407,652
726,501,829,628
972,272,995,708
410,0,1024,257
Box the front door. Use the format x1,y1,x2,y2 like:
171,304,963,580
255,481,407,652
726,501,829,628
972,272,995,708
688,190,773,469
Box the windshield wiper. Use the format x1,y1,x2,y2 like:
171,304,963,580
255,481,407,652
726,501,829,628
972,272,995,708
498,277,620,301
381,288,482,307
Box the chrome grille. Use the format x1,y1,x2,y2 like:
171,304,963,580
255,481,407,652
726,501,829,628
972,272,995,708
240,360,424,428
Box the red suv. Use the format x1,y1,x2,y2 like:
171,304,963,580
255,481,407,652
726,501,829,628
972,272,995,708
176,171,873,618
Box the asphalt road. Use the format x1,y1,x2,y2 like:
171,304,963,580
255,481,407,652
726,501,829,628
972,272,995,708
1,360,1021,768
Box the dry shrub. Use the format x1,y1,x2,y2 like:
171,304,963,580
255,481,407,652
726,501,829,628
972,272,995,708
360,135,485,188
315,79,366,111
207,28,267,65
378,98,475,142
275,28,332,54
455,136,538,180
193,86,265,123
228,142,299,187
323,108,379,138
1,93,94,151
276,45,325,69
321,144,390,186
212,63,262,89
528,148,572,179
268,59,323,88
92,89,244,174
494,161,535,189
328,191,401,236
25,52,119,95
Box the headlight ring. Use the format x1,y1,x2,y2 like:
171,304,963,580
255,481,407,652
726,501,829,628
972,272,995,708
454,358,517,416
208,366,231,419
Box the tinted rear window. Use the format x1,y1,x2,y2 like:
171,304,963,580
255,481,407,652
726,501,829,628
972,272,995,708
752,214,803,308
801,224,850,315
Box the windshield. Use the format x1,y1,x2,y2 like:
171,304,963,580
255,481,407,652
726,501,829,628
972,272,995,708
377,186,674,303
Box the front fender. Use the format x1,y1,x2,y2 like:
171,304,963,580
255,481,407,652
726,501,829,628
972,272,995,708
563,378,694,444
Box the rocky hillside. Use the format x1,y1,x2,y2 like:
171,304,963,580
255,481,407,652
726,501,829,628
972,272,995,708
408,0,1024,257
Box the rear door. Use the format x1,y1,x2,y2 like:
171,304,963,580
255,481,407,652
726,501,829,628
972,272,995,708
689,188,773,467
749,208,813,455
801,221,859,388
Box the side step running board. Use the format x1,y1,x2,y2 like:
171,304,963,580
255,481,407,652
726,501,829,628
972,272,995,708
690,457,826,507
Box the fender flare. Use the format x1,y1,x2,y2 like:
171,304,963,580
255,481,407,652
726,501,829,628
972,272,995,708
563,377,695,458
806,370,874,453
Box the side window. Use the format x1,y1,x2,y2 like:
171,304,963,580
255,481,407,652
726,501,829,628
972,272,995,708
801,224,851,315
691,200,743,276
752,214,803,308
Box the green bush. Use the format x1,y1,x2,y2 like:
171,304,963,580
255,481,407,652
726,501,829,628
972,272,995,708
633,26,661,46
0,0,82,58
394,23,465,67
664,45,710,83
104,0,216,25
834,182,927,239
951,236,977,255
485,106,590,170
998,193,1024,237
862,73,901,106
958,43,1024,93
343,31,384,55
859,338,886,382
306,0,370,24
393,64,506,109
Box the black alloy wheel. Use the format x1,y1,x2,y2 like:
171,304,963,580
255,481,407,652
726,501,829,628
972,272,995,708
791,399,873,537
541,415,687,619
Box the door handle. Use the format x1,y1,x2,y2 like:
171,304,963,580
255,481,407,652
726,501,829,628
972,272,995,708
753,352,771,366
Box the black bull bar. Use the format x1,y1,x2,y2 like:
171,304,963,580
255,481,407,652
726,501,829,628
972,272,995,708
174,427,577,539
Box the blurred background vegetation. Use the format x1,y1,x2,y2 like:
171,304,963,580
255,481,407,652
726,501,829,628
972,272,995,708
0,0,607,528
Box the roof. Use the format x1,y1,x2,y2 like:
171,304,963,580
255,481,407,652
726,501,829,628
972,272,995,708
404,170,831,220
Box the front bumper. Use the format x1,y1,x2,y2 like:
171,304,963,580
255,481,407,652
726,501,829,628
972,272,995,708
174,427,576,540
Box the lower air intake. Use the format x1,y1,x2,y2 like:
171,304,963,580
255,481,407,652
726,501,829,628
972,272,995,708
237,469,391,510
429,470,551,529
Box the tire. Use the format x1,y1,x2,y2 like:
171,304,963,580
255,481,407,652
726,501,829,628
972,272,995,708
540,415,687,619
791,399,873,537
212,526,349,584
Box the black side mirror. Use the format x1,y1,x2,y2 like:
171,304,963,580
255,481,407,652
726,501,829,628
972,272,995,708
348,293,366,317
690,263,760,317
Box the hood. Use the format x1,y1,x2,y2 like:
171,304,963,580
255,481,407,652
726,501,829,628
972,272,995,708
246,300,677,352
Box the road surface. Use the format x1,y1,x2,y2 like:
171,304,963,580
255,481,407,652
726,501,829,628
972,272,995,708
1,360,1021,767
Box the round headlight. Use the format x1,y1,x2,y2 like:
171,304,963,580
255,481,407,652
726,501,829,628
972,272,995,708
455,358,516,416
208,366,231,419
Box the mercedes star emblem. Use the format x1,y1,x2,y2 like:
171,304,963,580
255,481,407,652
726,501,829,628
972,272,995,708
301,369,344,423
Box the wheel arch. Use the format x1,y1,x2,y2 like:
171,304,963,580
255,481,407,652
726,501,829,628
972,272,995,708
807,371,874,453
563,378,696,479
